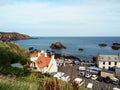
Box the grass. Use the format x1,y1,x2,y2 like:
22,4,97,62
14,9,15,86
0,75,39,90
0,42,29,65
0,73,89,90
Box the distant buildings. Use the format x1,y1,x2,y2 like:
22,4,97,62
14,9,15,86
96,54,120,69
30,50,58,73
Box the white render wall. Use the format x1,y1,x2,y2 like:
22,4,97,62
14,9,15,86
98,61,120,69
30,57,38,62
47,55,58,73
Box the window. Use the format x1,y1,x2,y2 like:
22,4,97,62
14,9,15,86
38,61,42,64
115,57,117,60
108,67,111,70
115,62,117,65
109,62,111,65
103,62,105,65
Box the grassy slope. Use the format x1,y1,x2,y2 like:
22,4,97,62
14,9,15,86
0,74,89,90
0,42,29,65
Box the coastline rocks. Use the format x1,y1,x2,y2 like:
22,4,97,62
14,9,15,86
54,53,80,60
50,42,66,49
98,43,107,47
112,43,120,50
78,48,84,51
63,55,80,60
113,43,120,46
0,32,30,41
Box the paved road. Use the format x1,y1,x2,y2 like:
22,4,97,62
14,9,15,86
58,65,120,90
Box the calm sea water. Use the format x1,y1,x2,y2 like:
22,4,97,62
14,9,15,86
15,37,120,61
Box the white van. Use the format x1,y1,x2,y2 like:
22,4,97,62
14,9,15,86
79,66,86,71
113,87,120,90
87,83,93,89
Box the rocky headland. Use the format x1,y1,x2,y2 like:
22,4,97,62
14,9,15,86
0,32,30,41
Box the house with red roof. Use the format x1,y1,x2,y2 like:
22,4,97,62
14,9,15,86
30,51,58,73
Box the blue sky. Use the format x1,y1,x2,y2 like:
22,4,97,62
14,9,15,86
0,0,120,36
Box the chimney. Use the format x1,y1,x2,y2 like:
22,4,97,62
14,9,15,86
41,50,44,53
38,52,40,57
118,53,120,61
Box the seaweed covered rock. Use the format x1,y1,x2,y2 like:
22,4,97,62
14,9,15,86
98,43,107,47
50,42,66,49
111,43,120,50
78,48,84,51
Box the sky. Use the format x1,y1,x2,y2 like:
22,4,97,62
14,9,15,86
0,0,120,36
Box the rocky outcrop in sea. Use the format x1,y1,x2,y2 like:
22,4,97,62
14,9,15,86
50,42,66,49
0,32,30,41
98,43,107,47
112,43,120,50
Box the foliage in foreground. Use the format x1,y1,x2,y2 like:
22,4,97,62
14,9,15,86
0,66,89,90
0,41,29,65
0,74,89,90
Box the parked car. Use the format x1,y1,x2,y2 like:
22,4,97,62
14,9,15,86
85,73,92,78
54,72,64,79
97,76,103,82
91,74,98,80
61,74,70,82
112,78,119,85
113,87,120,90
73,78,84,86
104,76,111,83
87,83,93,89
79,66,86,71
80,72,85,77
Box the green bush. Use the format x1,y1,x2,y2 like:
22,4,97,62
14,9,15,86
0,65,30,77
0,42,29,65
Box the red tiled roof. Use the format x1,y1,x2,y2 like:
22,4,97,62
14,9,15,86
35,53,51,68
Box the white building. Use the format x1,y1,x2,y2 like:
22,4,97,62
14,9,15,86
97,54,120,69
30,51,58,73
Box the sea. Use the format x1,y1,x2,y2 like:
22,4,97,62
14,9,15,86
14,37,120,61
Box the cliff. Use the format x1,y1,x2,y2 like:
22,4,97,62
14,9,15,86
0,32,30,41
